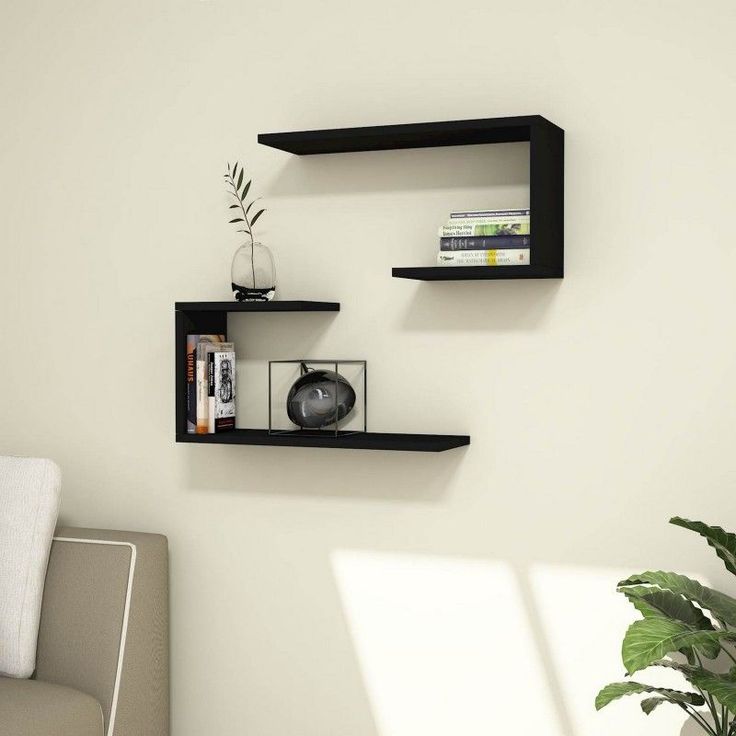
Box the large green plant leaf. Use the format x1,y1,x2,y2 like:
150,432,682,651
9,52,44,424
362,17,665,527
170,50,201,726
623,586,715,629
622,618,733,674
689,670,736,715
621,587,718,659
671,517,736,577
619,571,736,627
651,661,736,716
595,681,704,711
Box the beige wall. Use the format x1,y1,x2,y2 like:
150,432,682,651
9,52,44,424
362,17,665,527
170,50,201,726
2,2,736,734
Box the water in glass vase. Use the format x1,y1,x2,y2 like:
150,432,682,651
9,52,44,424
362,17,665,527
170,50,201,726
231,241,276,302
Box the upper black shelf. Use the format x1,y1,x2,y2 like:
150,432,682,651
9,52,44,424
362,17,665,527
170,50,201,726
258,115,561,155
176,300,340,313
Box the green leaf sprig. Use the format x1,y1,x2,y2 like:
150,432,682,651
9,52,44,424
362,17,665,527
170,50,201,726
224,161,266,247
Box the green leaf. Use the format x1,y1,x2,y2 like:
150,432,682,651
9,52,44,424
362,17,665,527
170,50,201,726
595,681,704,711
245,198,260,216
622,586,715,630
649,658,700,677
240,179,252,202
229,204,241,209
689,670,736,715
620,571,736,627
621,587,719,659
250,209,265,227
229,218,244,223
640,697,668,715
237,168,244,191
671,517,736,577
650,661,736,715
232,162,239,182
622,618,733,675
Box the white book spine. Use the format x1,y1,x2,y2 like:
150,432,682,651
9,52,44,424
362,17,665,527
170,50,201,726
213,351,236,432
437,248,530,266
449,209,530,219
196,350,209,434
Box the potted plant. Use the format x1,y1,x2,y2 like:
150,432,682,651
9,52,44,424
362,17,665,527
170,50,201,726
596,517,736,735
225,162,274,301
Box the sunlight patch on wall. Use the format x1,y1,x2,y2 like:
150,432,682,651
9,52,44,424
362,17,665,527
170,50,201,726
331,550,562,736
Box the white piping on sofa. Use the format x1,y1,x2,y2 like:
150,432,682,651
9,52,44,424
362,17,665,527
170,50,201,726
53,537,137,736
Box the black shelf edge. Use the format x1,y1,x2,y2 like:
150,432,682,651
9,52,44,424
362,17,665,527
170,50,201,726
175,300,340,312
259,116,561,155
176,429,470,452
391,266,563,281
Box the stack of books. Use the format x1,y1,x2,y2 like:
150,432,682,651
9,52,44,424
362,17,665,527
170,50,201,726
185,335,237,434
437,208,530,267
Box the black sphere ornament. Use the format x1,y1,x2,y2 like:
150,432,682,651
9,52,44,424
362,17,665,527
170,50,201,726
287,364,356,429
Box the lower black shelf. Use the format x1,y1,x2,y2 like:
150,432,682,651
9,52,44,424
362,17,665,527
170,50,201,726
392,265,563,280
177,429,470,452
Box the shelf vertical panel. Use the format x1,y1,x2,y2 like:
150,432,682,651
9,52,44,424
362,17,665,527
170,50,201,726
175,309,228,437
529,120,564,276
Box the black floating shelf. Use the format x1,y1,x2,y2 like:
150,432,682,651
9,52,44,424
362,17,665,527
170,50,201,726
175,301,469,452
175,300,340,312
176,429,470,452
259,115,549,155
259,116,564,282
392,265,563,281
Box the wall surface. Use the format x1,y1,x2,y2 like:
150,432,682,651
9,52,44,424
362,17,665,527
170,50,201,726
2,2,736,735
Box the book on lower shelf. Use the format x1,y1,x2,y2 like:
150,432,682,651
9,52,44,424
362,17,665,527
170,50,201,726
188,335,236,434
437,249,530,266
207,343,236,433
437,209,531,266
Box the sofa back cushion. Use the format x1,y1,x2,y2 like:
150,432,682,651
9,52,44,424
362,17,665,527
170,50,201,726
0,456,61,678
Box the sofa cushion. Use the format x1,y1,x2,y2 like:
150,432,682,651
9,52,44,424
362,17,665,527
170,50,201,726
0,456,61,678
0,678,103,736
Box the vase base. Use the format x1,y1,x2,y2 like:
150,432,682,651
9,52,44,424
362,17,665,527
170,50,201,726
232,283,276,302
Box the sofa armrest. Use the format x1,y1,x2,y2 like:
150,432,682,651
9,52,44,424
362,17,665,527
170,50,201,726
35,527,169,736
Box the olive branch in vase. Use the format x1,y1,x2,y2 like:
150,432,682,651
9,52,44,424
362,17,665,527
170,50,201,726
225,162,266,287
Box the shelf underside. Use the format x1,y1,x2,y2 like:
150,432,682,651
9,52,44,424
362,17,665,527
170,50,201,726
259,115,559,155
177,429,470,452
175,300,339,313
392,265,563,281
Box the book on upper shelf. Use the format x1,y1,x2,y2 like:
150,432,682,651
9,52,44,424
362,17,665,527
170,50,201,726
449,208,530,220
440,209,530,237
437,248,530,266
187,334,225,434
440,235,530,251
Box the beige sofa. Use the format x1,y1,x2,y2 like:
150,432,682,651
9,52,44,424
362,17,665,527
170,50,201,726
0,527,169,736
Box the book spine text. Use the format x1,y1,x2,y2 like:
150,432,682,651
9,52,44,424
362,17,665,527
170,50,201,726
437,249,531,266
440,235,530,250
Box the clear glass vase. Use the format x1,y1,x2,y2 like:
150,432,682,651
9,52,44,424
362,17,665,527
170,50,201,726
231,241,276,302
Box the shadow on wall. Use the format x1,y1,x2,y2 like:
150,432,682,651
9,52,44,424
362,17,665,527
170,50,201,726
181,445,467,502
331,550,699,736
399,279,562,332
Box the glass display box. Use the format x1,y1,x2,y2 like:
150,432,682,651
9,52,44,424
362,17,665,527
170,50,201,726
268,359,367,437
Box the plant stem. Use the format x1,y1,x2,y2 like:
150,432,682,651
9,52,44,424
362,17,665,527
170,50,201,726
679,703,718,736
722,705,728,736
226,172,257,290
696,653,722,732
